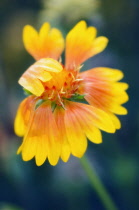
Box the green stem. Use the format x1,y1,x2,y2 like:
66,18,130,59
80,155,118,210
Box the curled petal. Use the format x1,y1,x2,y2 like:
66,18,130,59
65,21,108,69
18,58,63,96
23,23,64,60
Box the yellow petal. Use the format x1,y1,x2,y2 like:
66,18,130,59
47,28,65,59
65,20,108,69
81,67,124,82
22,136,38,161
85,127,102,144
77,112,102,144
18,102,61,166
64,103,87,158
23,25,39,59
85,105,116,133
42,103,61,166
115,92,129,104
14,99,27,137
113,82,129,91
23,23,64,60
90,36,108,56
19,72,45,96
79,67,128,119
35,135,48,166
35,58,63,73
60,140,71,162
66,101,116,133
64,102,102,144
17,144,23,154
39,22,50,46
54,107,71,162
108,113,121,129
110,105,128,115
14,96,35,136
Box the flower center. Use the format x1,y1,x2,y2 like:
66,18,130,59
41,68,83,106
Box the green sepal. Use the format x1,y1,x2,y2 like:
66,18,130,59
23,88,33,96
35,99,45,110
51,102,57,112
73,93,85,100
69,93,88,103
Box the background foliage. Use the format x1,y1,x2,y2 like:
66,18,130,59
0,0,138,209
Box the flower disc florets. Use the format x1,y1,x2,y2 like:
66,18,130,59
41,67,83,106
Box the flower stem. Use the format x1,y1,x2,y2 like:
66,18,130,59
80,155,118,210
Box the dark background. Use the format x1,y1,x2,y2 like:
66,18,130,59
0,0,139,209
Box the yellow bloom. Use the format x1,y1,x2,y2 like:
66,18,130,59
14,21,128,166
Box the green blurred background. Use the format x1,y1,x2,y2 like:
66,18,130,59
0,0,138,209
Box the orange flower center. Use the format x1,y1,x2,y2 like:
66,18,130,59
41,68,83,106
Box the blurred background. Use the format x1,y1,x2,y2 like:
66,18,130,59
0,0,138,209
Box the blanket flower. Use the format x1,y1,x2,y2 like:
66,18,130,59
14,21,128,166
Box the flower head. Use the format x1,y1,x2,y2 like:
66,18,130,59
14,21,128,166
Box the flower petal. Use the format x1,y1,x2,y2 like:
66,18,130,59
23,25,39,59
81,67,124,82
19,71,45,97
73,109,102,144
35,58,63,73
79,68,128,116
64,102,87,158
54,106,71,162
21,136,38,162
14,96,36,137
46,105,61,166
35,135,48,166
19,58,63,96
65,21,108,69
23,23,64,60
90,37,108,57
108,112,121,129
65,101,115,134
18,102,61,166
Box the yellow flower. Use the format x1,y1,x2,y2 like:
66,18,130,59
14,21,128,166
